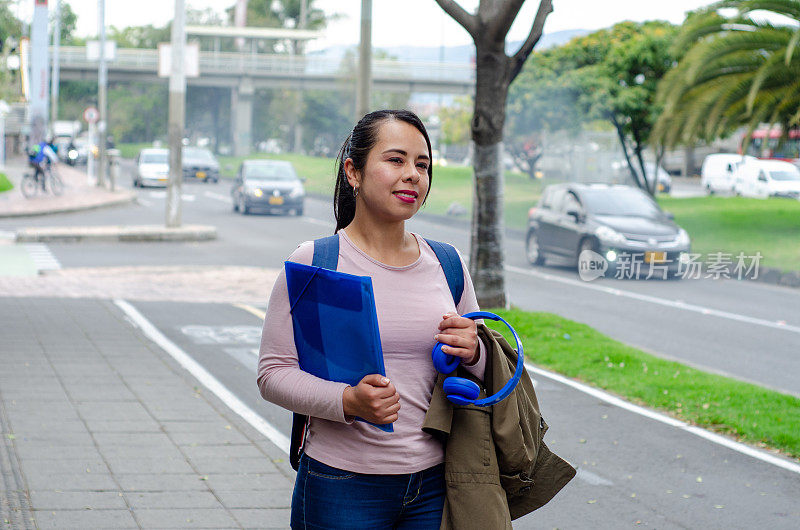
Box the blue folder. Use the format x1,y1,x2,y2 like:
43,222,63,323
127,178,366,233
285,261,393,432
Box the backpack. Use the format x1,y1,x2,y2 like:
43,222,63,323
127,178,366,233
289,234,465,471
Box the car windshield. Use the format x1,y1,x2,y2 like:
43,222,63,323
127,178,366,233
769,170,800,181
580,188,663,218
183,148,215,162
141,153,167,164
244,163,296,181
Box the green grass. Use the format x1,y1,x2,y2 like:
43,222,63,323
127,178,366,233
132,148,800,272
658,196,800,272
216,152,543,229
117,142,161,159
483,307,800,459
0,173,12,193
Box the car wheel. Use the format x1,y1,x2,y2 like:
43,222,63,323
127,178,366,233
238,195,249,215
232,194,239,212
525,230,544,266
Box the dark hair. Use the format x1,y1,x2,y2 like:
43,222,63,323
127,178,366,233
333,109,433,232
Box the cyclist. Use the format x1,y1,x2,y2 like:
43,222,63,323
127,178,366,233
28,137,59,191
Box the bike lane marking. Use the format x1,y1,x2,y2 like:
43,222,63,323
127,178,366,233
114,299,291,455
231,303,800,476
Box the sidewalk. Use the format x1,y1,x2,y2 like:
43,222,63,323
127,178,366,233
0,296,294,529
0,158,136,218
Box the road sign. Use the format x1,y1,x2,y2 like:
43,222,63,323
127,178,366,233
83,106,99,124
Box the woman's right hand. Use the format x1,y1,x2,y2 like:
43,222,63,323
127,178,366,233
342,374,400,424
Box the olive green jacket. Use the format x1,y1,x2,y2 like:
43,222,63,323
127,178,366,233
422,324,576,529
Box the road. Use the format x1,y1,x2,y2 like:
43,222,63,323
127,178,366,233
1,167,799,527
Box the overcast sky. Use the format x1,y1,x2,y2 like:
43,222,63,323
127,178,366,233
29,0,717,49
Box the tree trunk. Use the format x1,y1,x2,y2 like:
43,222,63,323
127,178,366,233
469,43,510,309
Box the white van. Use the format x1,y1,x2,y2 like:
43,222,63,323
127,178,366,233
700,154,755,194
732,159,800,199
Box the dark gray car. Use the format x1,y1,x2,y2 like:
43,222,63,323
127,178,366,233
231,159,305,215
182,147,220,183
526,184,691,278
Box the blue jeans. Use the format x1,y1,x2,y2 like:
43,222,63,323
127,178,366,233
291,454,445,529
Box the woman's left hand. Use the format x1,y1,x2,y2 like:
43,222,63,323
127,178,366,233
435,312,479,365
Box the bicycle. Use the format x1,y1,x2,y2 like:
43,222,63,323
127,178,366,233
21,164,64,198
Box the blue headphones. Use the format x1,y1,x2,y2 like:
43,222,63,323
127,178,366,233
431,311,525,407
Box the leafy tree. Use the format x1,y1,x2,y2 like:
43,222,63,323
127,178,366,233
435,0,553,307
0,0,22,102
653,1,800,153
440,96,472,146
508,21,677,193
51,1,79,44
108,24,171,49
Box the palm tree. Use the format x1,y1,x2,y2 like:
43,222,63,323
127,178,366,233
653,0,800,150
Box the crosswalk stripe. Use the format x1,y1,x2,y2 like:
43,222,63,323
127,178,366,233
23,243,61,272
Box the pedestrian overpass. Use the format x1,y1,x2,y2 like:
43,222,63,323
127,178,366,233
56,46,476,155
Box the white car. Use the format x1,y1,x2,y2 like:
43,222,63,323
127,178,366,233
700,154,755,194
133,148,170,188
732,159,800,199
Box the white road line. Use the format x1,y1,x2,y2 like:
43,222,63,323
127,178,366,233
232,302,800,474
204,191,232,203
148,191,196,201
114,299,291,455
524,362,800,475
136,198,154,207
507,265,800,335
24,243,61,271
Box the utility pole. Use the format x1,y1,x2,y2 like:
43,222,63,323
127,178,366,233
356,0,372,118
50,0,61,126
167,0,186,228
97,0,108,188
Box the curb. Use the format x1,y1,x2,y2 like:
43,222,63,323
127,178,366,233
0,191,136,218
15,224,217,243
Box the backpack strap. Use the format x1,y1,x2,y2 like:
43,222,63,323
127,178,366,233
312,234,340,270
289,234,341,472
424,238,464,308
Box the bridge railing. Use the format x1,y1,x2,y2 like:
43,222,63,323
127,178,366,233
56,46,475,84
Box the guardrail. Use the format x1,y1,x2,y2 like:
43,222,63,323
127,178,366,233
56,46,475,84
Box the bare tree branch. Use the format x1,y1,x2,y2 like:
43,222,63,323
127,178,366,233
486,0,526,42
509,0,553,82
433,0,478,38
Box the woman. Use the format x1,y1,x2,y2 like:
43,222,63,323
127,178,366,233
258,109,485,529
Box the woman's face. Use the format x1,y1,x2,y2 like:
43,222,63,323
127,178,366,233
346,119,431,224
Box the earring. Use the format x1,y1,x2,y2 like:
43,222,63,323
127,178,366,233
353,186,359,198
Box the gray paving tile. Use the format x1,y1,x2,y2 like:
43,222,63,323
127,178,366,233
132,508,239,528
100,445,185,461
15,443,102,462
21,457,107,475
203,473,292,492
126,491,222,510
214,489,292,509
231,508,291,529
76,402,152,421
182,444,264,460
171,430,252,446
104,457,195,475
116,473,209,492
33,509,138,529
188,457,279,475
93,432,175,447
161,421,236,433
83,419,162,433
29,490,128,510
24,472,118,492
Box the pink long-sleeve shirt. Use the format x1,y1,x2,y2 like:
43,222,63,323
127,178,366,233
257,230,485,474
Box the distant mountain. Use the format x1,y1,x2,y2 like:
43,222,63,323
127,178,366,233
308,29,590,64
